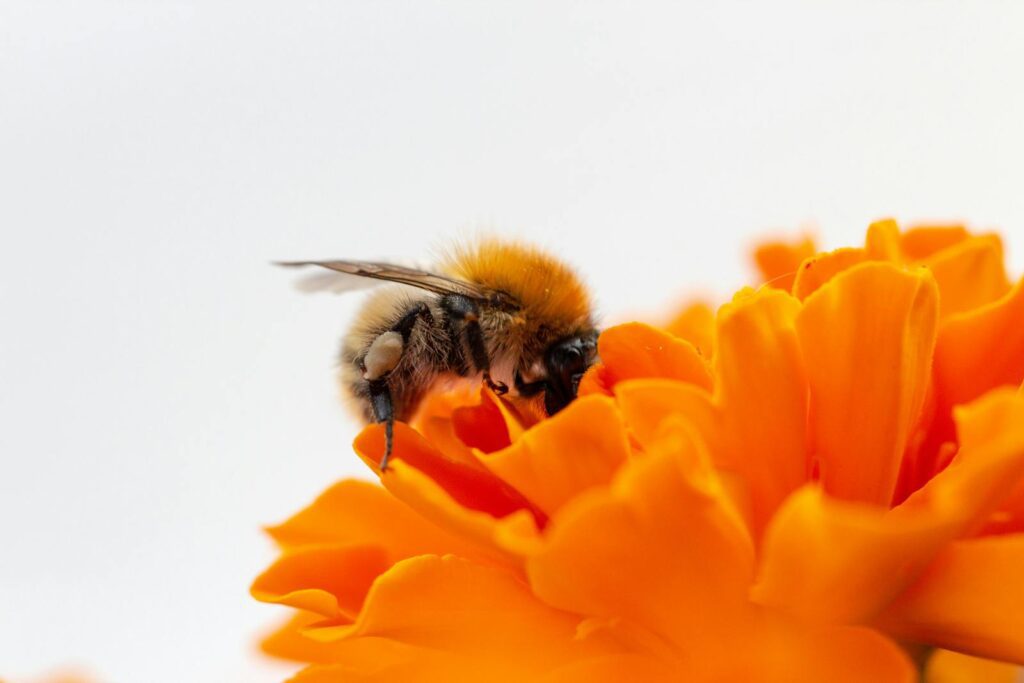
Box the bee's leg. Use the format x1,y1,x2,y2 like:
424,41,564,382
367,378,395,470
362,302,434,471
440,294,508,395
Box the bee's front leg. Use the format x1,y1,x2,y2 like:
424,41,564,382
440,294,508,395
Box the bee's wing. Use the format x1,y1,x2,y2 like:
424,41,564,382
277,260,500,302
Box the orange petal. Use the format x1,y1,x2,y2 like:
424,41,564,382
251,544,389,618
594,322,713,391
796,262,938,505
714,287,808,537
451,387,530,453
266,479,485,561
353,422,540,521
753,388,1024,624
752,486,956,623
577,363,613,398
934,277,1024,409
900,224,970,261
478,396,631,516
303,555,632,678
880,535,1024,665
791,248,867,301
738,619,915,683
527,419,754,670
865,218,902,261
753,235,816,291
923,235,1009,318
663,301,715,358
377,459,537,558
613,379,718,456
924,648,1023,683
261,611,358,664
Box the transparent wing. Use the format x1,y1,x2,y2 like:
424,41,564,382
276,259,501,302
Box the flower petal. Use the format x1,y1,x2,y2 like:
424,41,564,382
613,379,718,455
741,620,915,683
900,224,970,261
879,535,1024,665
261,612,356,664
592,322,713,391
791,248,867,301
796,262,938,505
864,218,902,261
378,459,539,557
924,648,1023,683
302,555,631,679
354,422,541,521
251,544,390,618
923,235,1009,318
753,235,816,291
715,287,808,537
478,396,631,516
451,387,530,453
663,301,715,358
266,479,485,561
934,278,1024,409
527,419,754,667
753,388,1024,624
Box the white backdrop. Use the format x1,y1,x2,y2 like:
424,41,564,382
2,2,1023,681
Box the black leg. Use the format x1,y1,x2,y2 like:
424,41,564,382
363,302,433,471
392,301,433,342
368,378,395,470
440,294,508,394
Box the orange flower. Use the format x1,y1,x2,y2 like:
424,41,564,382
253,220,1024,681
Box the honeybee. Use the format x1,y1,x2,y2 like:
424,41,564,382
280,239,599,468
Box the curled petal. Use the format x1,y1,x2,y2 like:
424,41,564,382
879,535,1024,665
354,422,540,521
479,396,631,516
251,544,389,619
791,248,867,301
261,612,359,664
266,479,484,561
378,459,539,559
796,262,938,505
451,387,530,453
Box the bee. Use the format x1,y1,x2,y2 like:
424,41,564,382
280,239,599,469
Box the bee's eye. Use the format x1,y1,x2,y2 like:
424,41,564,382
542,334,598,414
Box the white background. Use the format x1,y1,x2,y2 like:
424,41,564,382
2,2,1023,681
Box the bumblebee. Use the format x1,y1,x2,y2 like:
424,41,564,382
281,239,599,468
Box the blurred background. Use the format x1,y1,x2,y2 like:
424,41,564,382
2,2,1023,681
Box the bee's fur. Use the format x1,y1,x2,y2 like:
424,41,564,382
339,239,597,425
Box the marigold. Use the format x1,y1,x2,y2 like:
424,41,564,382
254,219,1024,682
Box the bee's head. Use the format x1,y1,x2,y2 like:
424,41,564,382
542,330,599,416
